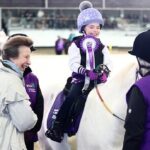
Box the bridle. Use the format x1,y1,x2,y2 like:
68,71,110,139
83,35,125,122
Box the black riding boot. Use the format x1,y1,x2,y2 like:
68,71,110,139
45,121,64,143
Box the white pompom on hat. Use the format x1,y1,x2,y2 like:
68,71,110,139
79,1,93,11
77,1,104,33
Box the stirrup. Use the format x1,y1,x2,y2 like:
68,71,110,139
45,121,64,142
45,128,63,143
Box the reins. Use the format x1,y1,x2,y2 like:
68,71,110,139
94,81,125,122
83,36,125,122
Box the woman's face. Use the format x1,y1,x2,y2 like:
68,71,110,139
84,23,101,37
11,45,31,71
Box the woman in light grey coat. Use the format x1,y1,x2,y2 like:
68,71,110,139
0,35,37,150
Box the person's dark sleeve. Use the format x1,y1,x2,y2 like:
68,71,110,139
122,86,147,150
29,84,44,133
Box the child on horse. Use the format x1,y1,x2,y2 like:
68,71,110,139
46,0,112,142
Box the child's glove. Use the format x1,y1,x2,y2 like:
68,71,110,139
86,70,98,80
99,72,107,83
95,64,111,83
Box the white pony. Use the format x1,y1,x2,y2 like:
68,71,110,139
31,53,137,150
77,54,137,150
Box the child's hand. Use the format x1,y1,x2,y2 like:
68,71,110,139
86,70,98,80
99,72,107,83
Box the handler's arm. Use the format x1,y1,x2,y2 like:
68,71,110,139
122,86,147,150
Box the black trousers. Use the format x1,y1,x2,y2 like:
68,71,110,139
25,141,34,150
56,81,94,129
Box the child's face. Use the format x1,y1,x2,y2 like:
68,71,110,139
84,23,101,38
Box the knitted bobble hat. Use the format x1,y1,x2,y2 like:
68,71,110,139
77,1,104,33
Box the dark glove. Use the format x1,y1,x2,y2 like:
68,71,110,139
86,70,98,80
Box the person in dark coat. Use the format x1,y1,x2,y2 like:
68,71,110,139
2,18,8,36
24,67,44,150
55,36,66,55
122,30,150,150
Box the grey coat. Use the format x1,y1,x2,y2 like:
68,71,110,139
0,63,37,150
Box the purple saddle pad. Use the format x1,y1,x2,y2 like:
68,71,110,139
47,91,84,136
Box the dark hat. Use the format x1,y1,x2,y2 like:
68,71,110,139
129,30,150,63
4,33,36,51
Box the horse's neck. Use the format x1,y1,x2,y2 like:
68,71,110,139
97,62,137,104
